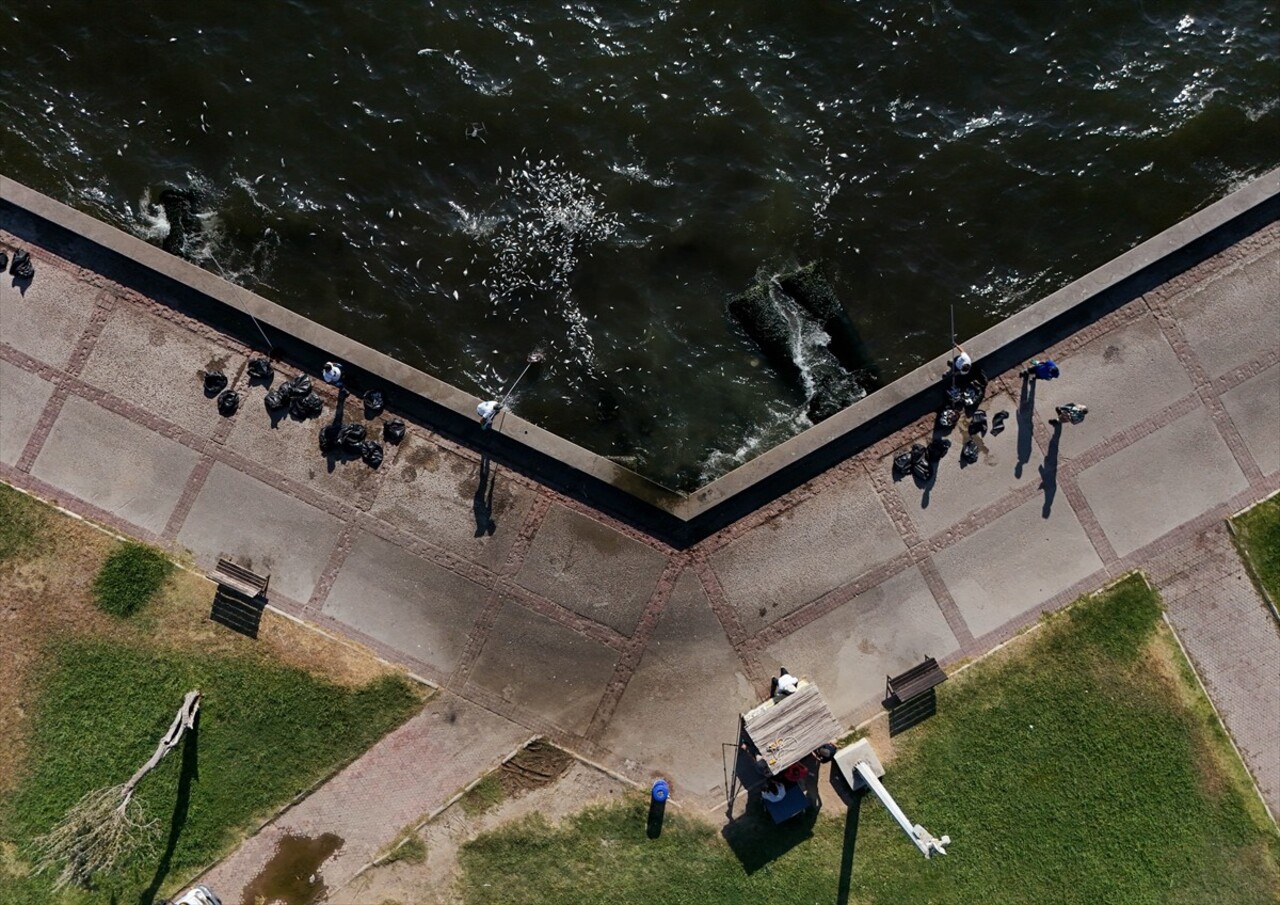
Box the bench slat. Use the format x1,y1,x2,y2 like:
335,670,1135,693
884,657,947,708
210,558,269,598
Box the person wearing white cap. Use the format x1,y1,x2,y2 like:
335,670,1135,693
477,399,501,429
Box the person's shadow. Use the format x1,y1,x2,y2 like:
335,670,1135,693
474,453,497,537
1016,373,1036,479
137,713,199,905
1040,420,1063,518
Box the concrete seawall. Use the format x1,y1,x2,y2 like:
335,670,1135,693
2,168,1277,546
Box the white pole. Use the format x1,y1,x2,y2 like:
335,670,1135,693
854,761,950,859
949,303,957,390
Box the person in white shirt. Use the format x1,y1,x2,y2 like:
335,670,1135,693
761,780,786,803
771,668,799,697
950,345,972,376
477,399,501,429
322,361,344,387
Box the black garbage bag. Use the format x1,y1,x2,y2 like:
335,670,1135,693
203,371,228,396
10,249,34,279
338,422,367,452
937,407,958,430
909,442,927,463
960,385,983,410
217,389,240,416
290,391,323,419
913,458,932,481
247,357,274,381
360,440,384,468
945,385,965,408
969,410,988,434
0,251,8,272
927,437,951,461
264,387,288,410
991,410,1009,435
319,424,337,453
363,391,385,418
961,440,979,464
281,374,312,399
383,419,406,444
893,451,913,476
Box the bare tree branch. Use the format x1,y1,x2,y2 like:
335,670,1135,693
32,690,201,889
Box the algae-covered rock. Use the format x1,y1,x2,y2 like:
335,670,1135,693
779,261,877,383
727,281,801,382
727,262,875,423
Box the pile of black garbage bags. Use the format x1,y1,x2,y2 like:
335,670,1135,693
894,371,1008,481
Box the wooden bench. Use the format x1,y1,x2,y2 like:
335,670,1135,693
210,558,269,599
883,657,947,709
209,558,270,639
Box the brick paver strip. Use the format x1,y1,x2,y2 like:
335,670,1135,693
692,553,763,681
585,555,687,741
916,556,979,654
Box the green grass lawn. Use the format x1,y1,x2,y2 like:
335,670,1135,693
93,542,175,617
457,575,1280,905
1233,495,1280,603
0,483,45,565
0,640,419,905
0,482,424,905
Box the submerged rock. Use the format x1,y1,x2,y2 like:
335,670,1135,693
778,262,876,382
727,281,801,383
158,188,203,257
728,261,874,424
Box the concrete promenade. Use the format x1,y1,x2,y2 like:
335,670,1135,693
2,179,1278,897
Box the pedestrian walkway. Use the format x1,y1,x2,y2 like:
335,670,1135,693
2,178,1277,897
1151,523,1280,819
194,692,528,902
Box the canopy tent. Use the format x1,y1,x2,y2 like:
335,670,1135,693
741,682,841,777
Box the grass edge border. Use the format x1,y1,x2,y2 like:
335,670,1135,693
1159,611,1277,828
1227,491,1280,622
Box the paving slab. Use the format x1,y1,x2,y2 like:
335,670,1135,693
760,567,959,722
1170,245,1280,377
0,255,97,367
1155,526,1280,817
79,303,234,436
31,395,199,534
1220,364,1280,476
199,692,529,903
1031,313,1194,460
321,532,491,681
515,503,668,635
465,599,619,735
1077,408,1247,558
934,495,1103,638
601,570,756,797
894,390,1036,538
176,462,344,603
712,468,906,633
370,432,534,571
224,388,379,502
0,360,54,464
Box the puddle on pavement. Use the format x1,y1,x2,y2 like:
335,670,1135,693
238,832,343,905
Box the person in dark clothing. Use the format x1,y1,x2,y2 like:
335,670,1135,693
1019,358,1060,380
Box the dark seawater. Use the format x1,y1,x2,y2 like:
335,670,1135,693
2,1,1277,489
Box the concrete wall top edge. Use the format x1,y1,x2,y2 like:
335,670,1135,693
3,166,1278,537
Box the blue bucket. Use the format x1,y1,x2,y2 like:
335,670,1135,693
651,779,670,802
